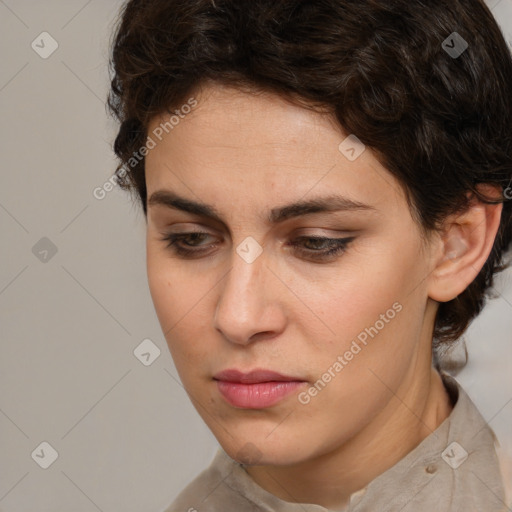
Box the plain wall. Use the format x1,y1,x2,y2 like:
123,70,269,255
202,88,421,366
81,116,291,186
0,1,511,510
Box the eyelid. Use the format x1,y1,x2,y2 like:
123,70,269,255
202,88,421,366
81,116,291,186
159,229,356,262
292,227,357,237
159,225,355,242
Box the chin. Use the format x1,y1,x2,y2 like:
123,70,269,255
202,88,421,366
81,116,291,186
219,435,311,467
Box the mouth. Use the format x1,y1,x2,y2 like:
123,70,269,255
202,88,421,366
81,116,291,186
213,368,307,409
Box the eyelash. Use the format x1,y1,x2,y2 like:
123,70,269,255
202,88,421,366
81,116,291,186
159,232,355,261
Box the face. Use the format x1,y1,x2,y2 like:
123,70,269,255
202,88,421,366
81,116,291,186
145,83,438,466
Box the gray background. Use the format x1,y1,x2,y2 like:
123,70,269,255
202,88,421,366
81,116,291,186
0,1,511,510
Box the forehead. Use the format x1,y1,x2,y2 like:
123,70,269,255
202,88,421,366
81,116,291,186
148,83,338,158
145,83,407,219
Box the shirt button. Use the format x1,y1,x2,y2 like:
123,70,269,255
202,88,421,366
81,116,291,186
425,464,437,474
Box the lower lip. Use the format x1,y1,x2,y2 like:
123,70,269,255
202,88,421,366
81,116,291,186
216,380,305,409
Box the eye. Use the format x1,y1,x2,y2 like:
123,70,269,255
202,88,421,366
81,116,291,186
159,232,355,261
287,235,355,261
160,231,216,257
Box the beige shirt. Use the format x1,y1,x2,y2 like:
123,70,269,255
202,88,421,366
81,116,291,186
166,372,508,511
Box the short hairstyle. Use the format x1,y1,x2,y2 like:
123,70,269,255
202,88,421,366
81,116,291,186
107,0,512,349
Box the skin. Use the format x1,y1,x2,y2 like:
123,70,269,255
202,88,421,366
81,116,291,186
144,82,502,509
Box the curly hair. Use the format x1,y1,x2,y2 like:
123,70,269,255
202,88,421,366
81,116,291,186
107,0,512,349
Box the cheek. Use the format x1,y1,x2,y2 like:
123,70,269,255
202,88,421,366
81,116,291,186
304,262,406,346
146,249,185,340
146,247,213,365
146,242,196,320
303,245,425,382
297,302,419,447
317,283,426,411
146,249,173,325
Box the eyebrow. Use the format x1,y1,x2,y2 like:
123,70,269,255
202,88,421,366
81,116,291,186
147,190,377,224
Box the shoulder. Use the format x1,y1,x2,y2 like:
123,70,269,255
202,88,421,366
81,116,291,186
438,373,508,511
412,373,507,511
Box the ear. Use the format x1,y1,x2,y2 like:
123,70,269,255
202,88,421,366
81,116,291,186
428,184,503,303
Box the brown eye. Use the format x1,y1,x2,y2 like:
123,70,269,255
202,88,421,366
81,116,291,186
160,232,355,261
160,231,217,256
288,236,355,261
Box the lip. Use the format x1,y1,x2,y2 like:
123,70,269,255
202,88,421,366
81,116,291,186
213,368,307,409
214,368,304,384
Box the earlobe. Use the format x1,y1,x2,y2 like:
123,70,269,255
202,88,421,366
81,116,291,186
428,186,503,303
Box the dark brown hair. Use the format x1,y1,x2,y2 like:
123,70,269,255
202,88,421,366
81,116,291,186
107,0,512,349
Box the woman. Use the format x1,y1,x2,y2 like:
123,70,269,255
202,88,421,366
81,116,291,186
107,0,512,510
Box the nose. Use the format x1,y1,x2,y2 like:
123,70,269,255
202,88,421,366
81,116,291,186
213,243,286,346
